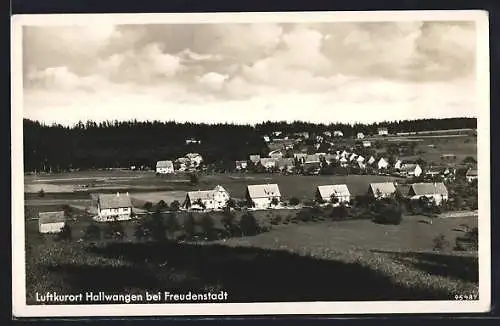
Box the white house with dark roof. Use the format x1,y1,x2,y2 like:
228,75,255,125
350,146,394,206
362,140,372,147
235,160,248,170
368,182,397,199
400,163,422,178
38,211,66,234
377,157,389,170
249,154,261,164
316,185,351,205
408,182,448,205
156,160,174,174
333,130,344,137
245,184,281,209
260,157,277,169
357,132,365,139
378,127,389,136
94,192,133,222
183,185,230,211
367,156,376,165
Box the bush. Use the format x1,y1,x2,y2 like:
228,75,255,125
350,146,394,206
330,204,349,220
170,200,181,212
297,209,313,222
57,224,72,241
38,188,45,198
143,201,153,211
270,197,279,206
240,213,259,236
103,220,125,241
84,223,102,241
222,212,239,237
433,233,451,251
157,200,168,211
189,173,199,185
289,197,300,206
183,214,196,240
200,214,216,240
372,198,403,225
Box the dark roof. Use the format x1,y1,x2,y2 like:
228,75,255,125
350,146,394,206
466,168,478,176
409,182,448,196
98,193,132,209
39,211,65,224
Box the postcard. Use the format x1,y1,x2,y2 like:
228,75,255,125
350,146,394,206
11,10,490,317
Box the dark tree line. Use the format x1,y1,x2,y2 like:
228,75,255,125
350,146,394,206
23,117,476,172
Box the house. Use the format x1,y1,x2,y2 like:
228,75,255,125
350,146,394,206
333,130,344,137
349,153,358,162
260,158,277,169
368,182,396,199
263,135,270,142
185,153,203,167
378,127,389,136
367,156,376,165
303,161,321,175
394,160,403,170
246,184,281,209
38,211,66,234
249,154,261,164
305,154,321,163
316,184,351,205
276,158,295,173
341,150,349,158
357,161,367,170
424,166,444,178
400,163,422,178
268,150,284,159
377,157,389,170
441,154,456,161
362,140,372,147
183,185,230,211
272,131,283,137
323,131,332,137
235,160,248,170
339,156,349,167
175,157,190,171
185,138,201,145
294,131,309,139
94,192,133,222
466,168,478,183
356,156,365,163
408,182,449,205
156,160,174,174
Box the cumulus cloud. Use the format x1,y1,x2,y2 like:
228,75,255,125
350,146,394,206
21,19,478,125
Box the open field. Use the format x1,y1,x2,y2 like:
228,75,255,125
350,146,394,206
24,209,478,303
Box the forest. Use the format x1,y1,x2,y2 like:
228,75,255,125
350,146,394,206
23,117,476,172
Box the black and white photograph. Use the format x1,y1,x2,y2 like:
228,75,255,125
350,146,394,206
11,11,490,317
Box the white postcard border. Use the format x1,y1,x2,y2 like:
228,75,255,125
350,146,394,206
11,10,491,317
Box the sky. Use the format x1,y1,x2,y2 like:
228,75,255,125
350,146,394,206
22,19,478,126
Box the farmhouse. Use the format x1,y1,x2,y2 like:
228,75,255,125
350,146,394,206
183,185,230,211
246,184,282,209
249,154,261,164
400,163,423,178
235,160,248,170
316,184,351,205
408,182,449,205
377,157,389,170
368,182,396,199
394,160,402,170
38,211,66,234
185,153,203,167
156,160,174,174
357,132,365,139
333,130,344,137
378,127,389,136
94,192,132,222
367,156,376,165
362,140,372,147
466,168,478,183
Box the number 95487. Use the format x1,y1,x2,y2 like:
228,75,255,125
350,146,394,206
455,294,479,300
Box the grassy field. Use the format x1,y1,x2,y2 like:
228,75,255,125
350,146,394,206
24,201,478,304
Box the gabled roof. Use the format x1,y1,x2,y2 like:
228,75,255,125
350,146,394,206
156,160,173,168
247,184,281,199
39,211,65,224
369,182,396,195
466,168,478,176
317,184,350,198
260,157,277,165
276,158,295,168
98,193,132,209
409,182,448,196
305,154,320,163
185,153,202,159
401,163,420,172
187,185,228,202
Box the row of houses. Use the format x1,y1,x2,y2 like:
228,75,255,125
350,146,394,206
38,180,451,233
263,127,389,143
156,153,204,174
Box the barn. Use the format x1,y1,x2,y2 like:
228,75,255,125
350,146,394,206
38,211,66,234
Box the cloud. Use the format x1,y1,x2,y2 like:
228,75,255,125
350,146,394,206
21,20,478,125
